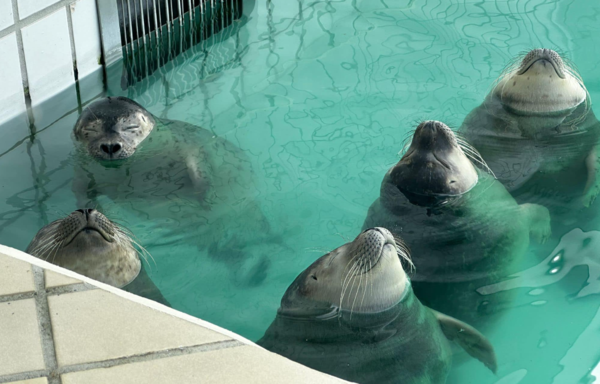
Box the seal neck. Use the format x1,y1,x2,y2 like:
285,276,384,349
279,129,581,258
272,281,422,343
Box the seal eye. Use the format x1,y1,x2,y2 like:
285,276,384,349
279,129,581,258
124,125,140,131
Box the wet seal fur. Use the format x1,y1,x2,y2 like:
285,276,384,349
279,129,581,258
362,121,551,325
26,209,169,305
72,96,281,287
460,48,600,211
258,228,497,384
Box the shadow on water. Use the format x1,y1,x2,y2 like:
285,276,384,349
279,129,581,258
1,0,600,383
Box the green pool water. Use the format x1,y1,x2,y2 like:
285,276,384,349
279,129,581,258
2,0,600,383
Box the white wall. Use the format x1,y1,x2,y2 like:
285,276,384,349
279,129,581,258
0,0,104,127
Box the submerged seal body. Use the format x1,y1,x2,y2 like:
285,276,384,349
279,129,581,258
258,228,496,384
72,97,280,286
460,48,600,210
26,209,169,305
362,121,551,324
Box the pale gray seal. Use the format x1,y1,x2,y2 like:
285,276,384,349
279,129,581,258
71,96,281,287
258,227,497,384
460,48,600,210
362,120,551,324
26,209,169,305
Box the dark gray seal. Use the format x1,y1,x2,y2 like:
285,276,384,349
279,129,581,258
362,120,551,324
460,48,600,210
257,227,497,384
26,209,169,305
71,96,281,287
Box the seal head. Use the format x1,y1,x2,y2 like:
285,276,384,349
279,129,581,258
26,209,142,288
280,227,411,318
389,121,479,207
493,48,587,135
73,97,155,161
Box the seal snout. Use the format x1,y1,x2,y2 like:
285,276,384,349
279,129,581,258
517,48,566,79
69,209,115,243
363,227,396,247
411,121,457,151
353,227,398,273
100,142,123,157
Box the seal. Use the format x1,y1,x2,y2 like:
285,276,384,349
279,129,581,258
362,120,551,324
26,209,169,305
71,96,280,287
257,228,497,384
460,48,600,210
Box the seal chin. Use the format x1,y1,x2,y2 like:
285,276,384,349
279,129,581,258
391,121,478,207
494,48,586,117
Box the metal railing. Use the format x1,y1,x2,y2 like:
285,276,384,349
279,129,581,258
98,0,245,86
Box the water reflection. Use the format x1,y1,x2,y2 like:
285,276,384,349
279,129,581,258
479,228,600,299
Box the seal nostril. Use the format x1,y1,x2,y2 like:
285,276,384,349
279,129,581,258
75,209,85,214
112,143,122,153
101,144,110,154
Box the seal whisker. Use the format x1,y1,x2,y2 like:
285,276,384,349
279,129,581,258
50,240,65,264
340,259,360,307
340,259,361,314
349,264,365,320
398,130,416,157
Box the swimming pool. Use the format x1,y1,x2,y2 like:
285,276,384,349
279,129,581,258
2,0,600,382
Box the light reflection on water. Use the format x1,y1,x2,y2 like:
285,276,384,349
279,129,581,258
1,0,600,383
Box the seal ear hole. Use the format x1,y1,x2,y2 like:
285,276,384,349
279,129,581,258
311,275,318,281
450,180,456,184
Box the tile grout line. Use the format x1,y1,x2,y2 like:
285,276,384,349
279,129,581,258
0,282,96,304
65,3,80,82
0,290,35,303
0,0,75,40
10,0,35,132
32,266,61,384
0,340,245,383
47,282,96,296
58,339,245,375
0,370,49,384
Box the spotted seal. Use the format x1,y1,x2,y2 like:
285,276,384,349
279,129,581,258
362,120,551,324
460,48,600,210
26,209,168,305
258,228,497,384
71,96,281,287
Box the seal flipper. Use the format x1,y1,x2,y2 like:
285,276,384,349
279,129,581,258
432,309,498,374
520,203,551,244
582,147,600,207
123,263,171,307
185,150,211,205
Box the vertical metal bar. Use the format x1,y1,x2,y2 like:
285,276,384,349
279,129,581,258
188,0,194,46
138,0,148,78
126,0,135,48
165,0,173,59
199,0,204,41
154,0,161,38
176,0,183,53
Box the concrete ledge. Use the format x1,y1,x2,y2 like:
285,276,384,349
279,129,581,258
0,245,352,384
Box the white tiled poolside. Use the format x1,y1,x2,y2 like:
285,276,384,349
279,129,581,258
0,245,352,384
